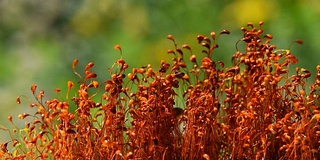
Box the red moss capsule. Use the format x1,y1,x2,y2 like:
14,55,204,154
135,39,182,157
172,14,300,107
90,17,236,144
18,113,30,119
176,48,183,55
197,35,204,43
167,34,174,40
203,154,210,160
201,42,210,50
7,116,12,123
67,81,74,90
264,34,273,39
92,81,99,88
72,59,78,70
201,57,212,68
203,37,211,44
54,88,61,93
137,68,146,74
16,96,21,104
146,68,155,78
182,44,191,50
190,55,197,63
220,29,230,35
294,39,303,44
85,62,94,72
316,65,320,71
167,49,175,54
210,32,216,39
117,59,125,65
114,44,121,50
85,73,97,79
31,84,37,95
182,74,189,82
259,21,264,26
178,62,187,68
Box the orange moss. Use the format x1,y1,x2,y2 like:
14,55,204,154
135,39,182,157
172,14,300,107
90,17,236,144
1,22,320,159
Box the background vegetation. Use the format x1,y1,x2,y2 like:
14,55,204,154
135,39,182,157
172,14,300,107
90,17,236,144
1,0,320,143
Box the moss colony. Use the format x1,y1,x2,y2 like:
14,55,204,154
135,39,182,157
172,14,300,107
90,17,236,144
1,22,320,160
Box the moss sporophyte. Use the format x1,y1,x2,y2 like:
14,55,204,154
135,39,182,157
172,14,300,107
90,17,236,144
1,22,320,159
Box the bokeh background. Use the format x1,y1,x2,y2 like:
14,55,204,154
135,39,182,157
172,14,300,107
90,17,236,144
1,0,320,142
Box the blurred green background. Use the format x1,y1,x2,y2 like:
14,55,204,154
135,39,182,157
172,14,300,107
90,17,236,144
1,0,320,142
